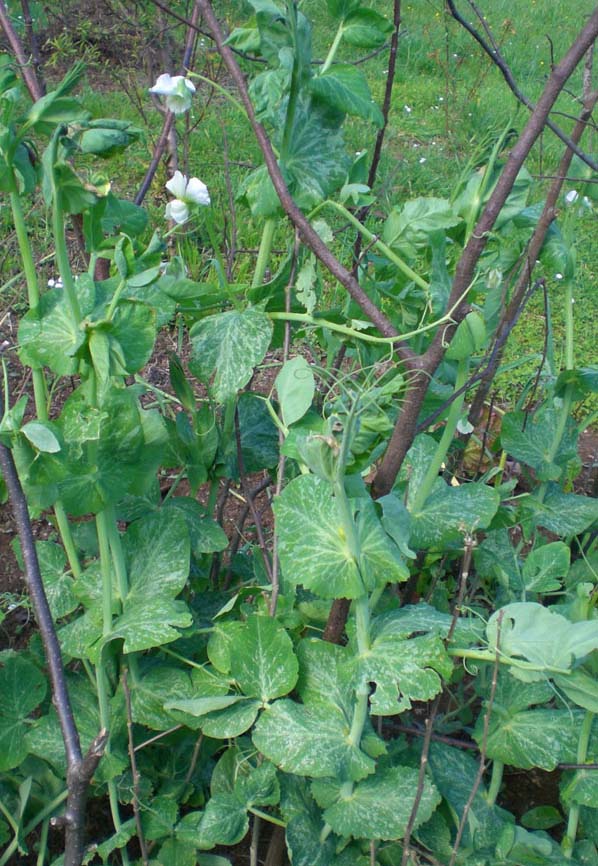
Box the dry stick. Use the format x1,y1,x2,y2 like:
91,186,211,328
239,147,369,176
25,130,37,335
467,88,598,427
134,0,202,205
0,439,107,866
448,610,503,866
122,669,149,866
372,9,598,499
223,475,273,588
0,0,43,101
446,0,598,172
401,536,475,866
19,0,45,94
195,0,417,359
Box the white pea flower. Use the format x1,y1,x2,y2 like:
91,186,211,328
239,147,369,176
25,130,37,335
165,171,210,224
565,189,579,204
149,73,195,115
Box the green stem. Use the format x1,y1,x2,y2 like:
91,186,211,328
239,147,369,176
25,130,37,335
410,358,468,512
321,21,345,73
486,760,504,807
564,711,594,858
252,217,277,288
0,791,69,866
48,132,82,324
8,169,82,578
448,647,571,675
36,819,49,866
281,2,301,160
249,808,286,828
105,505,128,604
308,200,430,291
96,511,113,638
105,278,127,321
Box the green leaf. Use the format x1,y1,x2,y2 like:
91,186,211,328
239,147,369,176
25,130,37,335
428,743,507,850
280,775,337,866
226,392,279,476
125,509,191,603
521,806,563,830
355,611,452,715
189,307,273,402
157,838,197,866
561,766,598,809
478,708,580,770
522,542,570,593
296,639,354,717
21,420,62,453
487,603,598,679
275,356,315,428
445,311,486,361
274,474,363,598
501,408,579,482
109,299,157,373
132,664,227,731
533,486,598,536
326,0,360,18
75,118,142,157
36,541,77,620
200,699,261,738
554,668,598,713
555,365,598,401
383,197,462,258
311,65,383,126
18,279,94,375
0,654,47,771
177,794,249,849
319,765,441,840
228,614,298,701
253,698,375,780
410,481,500,548
111,597,192,653
142,795,178,840
342,9,393,48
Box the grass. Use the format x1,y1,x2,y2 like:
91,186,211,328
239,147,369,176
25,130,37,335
1,0,596,411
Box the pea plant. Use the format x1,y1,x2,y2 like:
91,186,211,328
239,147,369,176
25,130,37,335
0,2,598,865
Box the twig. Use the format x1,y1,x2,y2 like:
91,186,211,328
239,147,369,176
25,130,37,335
184,734,204,785
0,0,43,100
447,609,502,866
446,0,598,172
373,9,598,497
195,0,418,360
0,436,106,866
401,535,475,866
134,0,202,205
224,475,273,588
122,669,149,866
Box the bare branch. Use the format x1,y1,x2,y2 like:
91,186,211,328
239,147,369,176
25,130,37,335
446,0,598,172
0,0,43,100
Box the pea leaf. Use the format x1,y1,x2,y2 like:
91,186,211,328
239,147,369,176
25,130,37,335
533,486,598,536
253,698,375,780
0,654,47,771
487,603,598,680
275,356,315,428
229,613,298,701
317,765,441,840
311,65,383,126
522,542,570,593
354,610,453,715
342,9,393,48
410,481,500,549
501,408,579,482
190,307,273,403
477,708,581,771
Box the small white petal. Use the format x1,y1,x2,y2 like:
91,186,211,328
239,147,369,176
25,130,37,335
185,176,210,206
555,273,563,280
149,73,176,96
419,157,427,164
165,170,188,199
565,189,579,204
165,199,189,224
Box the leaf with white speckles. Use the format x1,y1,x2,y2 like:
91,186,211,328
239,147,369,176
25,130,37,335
409,481,500,549
229,614,298,701
274,475,363,598
253,699,375,781
189,307,272,403
319,765,441,840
